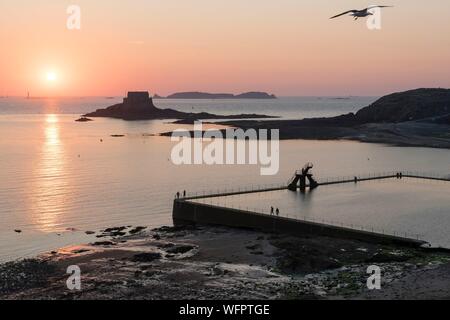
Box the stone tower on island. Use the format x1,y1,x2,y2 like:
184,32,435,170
84,90,273,120
121,91,157,111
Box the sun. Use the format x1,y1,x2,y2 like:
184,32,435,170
46,72,57,82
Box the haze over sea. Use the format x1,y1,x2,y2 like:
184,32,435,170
1,96,449,261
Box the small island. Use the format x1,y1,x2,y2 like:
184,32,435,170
84,91,276,121
75,117,93,122
158,91,277,99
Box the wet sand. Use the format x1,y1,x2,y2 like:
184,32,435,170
1,225,450,300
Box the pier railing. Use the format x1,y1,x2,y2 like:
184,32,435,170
317,171,450,185
181,183,288,201
173,171,450,243
182,200,425,243
179,171,449,201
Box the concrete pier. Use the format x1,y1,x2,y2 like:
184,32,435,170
173,172,449,247
173,199,426,247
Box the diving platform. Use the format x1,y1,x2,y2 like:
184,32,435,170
288,163,319,192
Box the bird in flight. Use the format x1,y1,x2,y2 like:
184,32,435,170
330,5,393,20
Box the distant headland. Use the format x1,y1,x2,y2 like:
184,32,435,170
84,91,275,121
215,88,450,148
155,91,277,99
161,88,450,149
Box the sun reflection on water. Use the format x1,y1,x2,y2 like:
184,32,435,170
46,114,58,124
29,114,70,233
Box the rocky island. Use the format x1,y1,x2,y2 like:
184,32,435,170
84,91,275,121
162,91,277,99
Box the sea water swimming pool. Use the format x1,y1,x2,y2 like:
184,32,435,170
191,177,450,248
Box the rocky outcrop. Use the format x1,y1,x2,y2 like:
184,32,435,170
235,92,277,99
84,91,274,121
210,88,450,148
2,225,449,300
165,91,277,99
167,92,234,99
75,117,93,122
355,88,450,123
219,88,450,129
85,92,184,120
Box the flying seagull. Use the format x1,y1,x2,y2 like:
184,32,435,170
330,5,393,20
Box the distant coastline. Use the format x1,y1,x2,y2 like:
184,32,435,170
161,88,450,149
154,91,277,100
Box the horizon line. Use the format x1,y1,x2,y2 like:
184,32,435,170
1,94,382,99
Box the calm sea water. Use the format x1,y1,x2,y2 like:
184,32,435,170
0,96,374,119
194,179,450,248
0,97,449,261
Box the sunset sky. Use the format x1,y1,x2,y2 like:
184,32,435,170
0,0,449,97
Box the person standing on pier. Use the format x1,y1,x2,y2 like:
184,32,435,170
270,207,274,215
276,208,279,216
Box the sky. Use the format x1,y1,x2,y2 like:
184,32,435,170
0,0,449,97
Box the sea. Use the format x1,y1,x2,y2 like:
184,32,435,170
1,96,449,261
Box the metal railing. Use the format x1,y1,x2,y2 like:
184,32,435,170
172,170,450,243
188,200,424,242
176,171,449,200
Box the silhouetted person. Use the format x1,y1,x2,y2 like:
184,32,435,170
183,190,186,197
276,208,279,216
176,192,180,199
270,207,274,215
